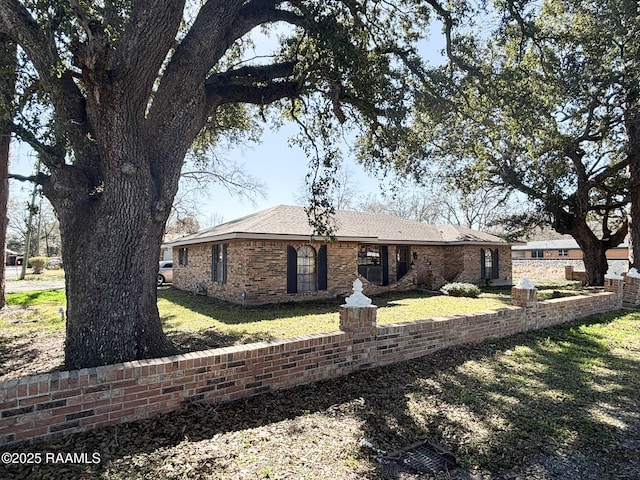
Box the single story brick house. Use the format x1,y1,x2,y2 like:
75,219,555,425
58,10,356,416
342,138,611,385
166,205,512,305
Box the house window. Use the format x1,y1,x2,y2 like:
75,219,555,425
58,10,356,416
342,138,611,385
212,244,227,283
287,245,327,293
297,245,317,293
483,248,493,279
481,248,500,280
178,247,188,266
531,249,544,258
558,249,568,257
357,244,388,285
358,244,380,266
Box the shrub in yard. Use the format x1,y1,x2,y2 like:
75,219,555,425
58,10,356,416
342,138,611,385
28,256,48,274
440,282,481,298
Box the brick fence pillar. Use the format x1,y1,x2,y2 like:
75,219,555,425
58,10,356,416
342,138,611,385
622,270,640,307
340,279,377,337
511,278,538,308
565,265,574,280
340,279,378,368
604,275,624,308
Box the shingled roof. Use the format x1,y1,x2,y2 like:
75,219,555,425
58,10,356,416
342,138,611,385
167,205,508,247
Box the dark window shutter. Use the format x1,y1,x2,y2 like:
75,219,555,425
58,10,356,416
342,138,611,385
287,246,297,293
222,243,228,283
492,248,499,279
211,245,216,282
480,249,486,279
318,245,328,290
380,245,389,286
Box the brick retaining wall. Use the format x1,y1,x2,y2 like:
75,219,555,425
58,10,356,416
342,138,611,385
0,286,622,447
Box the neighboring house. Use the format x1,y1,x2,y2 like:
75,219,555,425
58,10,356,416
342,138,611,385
166,205,512,305
159,245,173,262
4,249,21,266
512,239,629,261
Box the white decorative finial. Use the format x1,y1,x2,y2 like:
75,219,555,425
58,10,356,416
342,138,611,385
627,267,640,279
516,278,536,290
345,278,372,306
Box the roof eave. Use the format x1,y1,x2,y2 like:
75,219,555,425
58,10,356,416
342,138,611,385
165,232,510,248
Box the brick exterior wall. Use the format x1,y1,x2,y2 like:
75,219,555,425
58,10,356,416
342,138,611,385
443,244,512,287
0,287,621,447
173,240,513,305
173,240,359,304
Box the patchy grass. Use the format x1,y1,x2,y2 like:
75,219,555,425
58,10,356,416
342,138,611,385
158,288,340,343
0,282,579,342
0,284,573,381
3,289,66,335
158,288,510,342
5,267,65,282
1,309,638,479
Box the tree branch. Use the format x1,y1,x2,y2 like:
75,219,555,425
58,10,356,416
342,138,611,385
8,122,63,167
8,171,49,185
208,80,304,108
206,61,297,88
0,0,90,156
111,0,185,105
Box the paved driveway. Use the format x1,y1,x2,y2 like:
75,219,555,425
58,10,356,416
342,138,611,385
4,266,65,293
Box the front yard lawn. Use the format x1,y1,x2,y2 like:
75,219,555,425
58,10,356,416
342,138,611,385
1,281,588,381
1,287,510,381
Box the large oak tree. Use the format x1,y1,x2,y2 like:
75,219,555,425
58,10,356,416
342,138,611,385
0,1,432,368
415,0,638,285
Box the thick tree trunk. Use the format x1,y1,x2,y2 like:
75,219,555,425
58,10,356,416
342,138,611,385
0,35,16,310
627,97,640,269
571,227,610,286
49,152,179,370
0,131,8,310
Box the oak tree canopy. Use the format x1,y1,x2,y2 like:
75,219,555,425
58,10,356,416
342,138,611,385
0,0,433,368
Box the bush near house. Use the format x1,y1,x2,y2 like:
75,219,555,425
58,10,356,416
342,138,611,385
27,257,48,274
441,282,482,298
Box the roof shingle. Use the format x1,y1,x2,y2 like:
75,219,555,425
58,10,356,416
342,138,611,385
167,205,507,246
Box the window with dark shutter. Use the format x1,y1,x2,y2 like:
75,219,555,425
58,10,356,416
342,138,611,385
297,245,317,292
380,245,389,286
481,248,496,280
178,247,188,266
212,244,227,283
318,245,328,291
287,246,297,293
492,248,500,279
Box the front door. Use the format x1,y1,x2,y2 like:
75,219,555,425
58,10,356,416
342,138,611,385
396,246,409,280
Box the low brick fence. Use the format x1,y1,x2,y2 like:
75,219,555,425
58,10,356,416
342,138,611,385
0,279,626,447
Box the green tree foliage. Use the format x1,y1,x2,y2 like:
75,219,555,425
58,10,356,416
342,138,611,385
414,0,639,285
0,1,435,368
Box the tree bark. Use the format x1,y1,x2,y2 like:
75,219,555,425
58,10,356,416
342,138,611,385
569,224,616,287
48,150,179,369
627,97,640,270
0,35,16,310
0,129,8,310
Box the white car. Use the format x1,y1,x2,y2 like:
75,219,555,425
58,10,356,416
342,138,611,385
157,261,173,285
